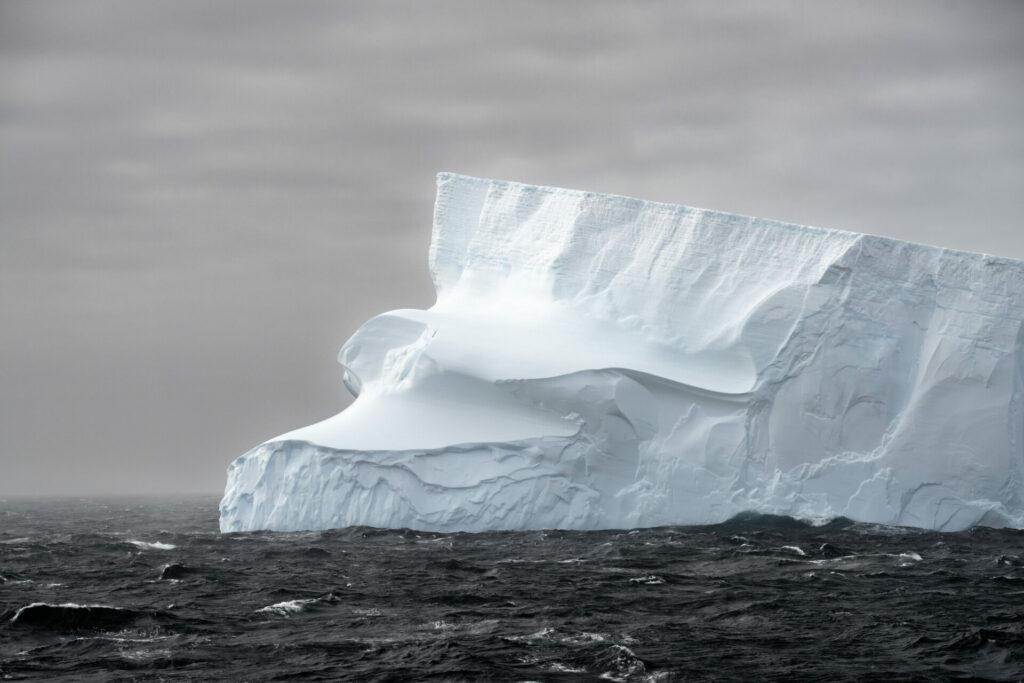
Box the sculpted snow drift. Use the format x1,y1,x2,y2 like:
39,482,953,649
220,173,1024,533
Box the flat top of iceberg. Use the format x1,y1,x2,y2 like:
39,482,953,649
436,172,1023,266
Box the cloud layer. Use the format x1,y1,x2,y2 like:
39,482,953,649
2,1,1022,495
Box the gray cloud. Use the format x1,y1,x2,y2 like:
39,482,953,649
2,0,1022,495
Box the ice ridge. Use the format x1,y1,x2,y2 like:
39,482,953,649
220,173,1024,532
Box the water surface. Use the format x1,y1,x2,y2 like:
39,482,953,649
2,497,1023,680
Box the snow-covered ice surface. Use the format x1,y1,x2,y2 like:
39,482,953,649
221,173,1024,533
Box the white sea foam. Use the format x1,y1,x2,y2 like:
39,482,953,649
255,599,316,616
550,662,587,673
629,575,665,585
129,540,176,551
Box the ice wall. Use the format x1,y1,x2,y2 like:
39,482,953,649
221,173,1024,532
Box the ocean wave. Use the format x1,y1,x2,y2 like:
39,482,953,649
9,603,154,631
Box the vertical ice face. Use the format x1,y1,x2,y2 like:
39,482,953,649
220,173,1024,533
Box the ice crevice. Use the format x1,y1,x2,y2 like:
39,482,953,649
221,173,1024,532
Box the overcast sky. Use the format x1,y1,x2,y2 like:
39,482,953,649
1,1,1022,497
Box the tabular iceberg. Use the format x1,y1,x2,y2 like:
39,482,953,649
220,173,1024,533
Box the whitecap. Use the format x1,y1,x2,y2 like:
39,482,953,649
628,575,665,585
897,551,923,566
120,647,172,661
12,601,91,620
353,607,382,617
255,599,316,616
129,540,176,551
597,644,647,682
506,626,555,643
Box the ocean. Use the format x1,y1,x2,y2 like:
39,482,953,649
2,496,1023,681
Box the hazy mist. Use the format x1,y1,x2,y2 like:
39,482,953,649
2,1,1022,496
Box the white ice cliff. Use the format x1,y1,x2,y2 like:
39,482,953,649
220,173,1024,533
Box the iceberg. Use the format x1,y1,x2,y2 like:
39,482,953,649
220,173,1024,533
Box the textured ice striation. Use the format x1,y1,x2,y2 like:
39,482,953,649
220,173,1024,533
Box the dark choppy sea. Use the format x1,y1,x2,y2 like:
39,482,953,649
2,497,1024,681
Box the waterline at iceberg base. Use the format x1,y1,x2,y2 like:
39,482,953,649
221,173,1024,533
